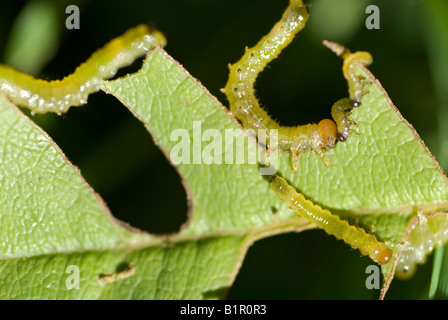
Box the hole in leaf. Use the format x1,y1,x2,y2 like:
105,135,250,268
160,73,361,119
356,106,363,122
115,261,133,274
34,92,188,235
98,261,135,283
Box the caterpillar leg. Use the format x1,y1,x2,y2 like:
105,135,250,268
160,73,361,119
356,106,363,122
286,119,337,171
290,143,330,172
270,175,392,264
313,148,331,167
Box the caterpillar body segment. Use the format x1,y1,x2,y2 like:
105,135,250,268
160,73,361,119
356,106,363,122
270,175,392,265
0,25,166,114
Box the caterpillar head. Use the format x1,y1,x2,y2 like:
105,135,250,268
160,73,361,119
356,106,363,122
317,119,337,148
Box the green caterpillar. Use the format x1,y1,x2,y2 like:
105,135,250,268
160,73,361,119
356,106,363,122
224,0,392,265
271,175,392,265
223,0,356,172
0,24,166,114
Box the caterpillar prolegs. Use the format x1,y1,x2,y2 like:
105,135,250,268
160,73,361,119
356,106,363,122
223,0,392,264
0,25,166,114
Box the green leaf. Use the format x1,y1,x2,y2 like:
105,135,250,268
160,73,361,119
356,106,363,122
0,99,146,258
276,60,448,295
105,48,448,297
104,49,300,233
2,36,448,299
0,49,308,299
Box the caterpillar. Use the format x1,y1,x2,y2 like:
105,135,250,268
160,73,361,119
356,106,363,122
224,0,392,264
270,175,392,265
0,24,166,115
322,39,373,104
222,0,356,171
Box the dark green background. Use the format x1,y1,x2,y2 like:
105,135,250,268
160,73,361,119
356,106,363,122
0,0,443,299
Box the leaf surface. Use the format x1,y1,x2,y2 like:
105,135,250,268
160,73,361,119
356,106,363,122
2,44,448,299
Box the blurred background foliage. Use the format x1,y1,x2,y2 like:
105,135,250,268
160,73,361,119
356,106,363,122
1,0,447,299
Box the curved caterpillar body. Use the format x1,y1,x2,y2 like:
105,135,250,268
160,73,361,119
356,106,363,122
224,0,392,264
0,25,166,114
223,0,355,171
270,175,392,265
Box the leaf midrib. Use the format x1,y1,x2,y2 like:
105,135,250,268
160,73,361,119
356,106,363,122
0,216,311,260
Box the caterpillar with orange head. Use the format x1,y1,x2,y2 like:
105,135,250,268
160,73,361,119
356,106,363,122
223,0,392,265
0,24,166,115
222,0,357,171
